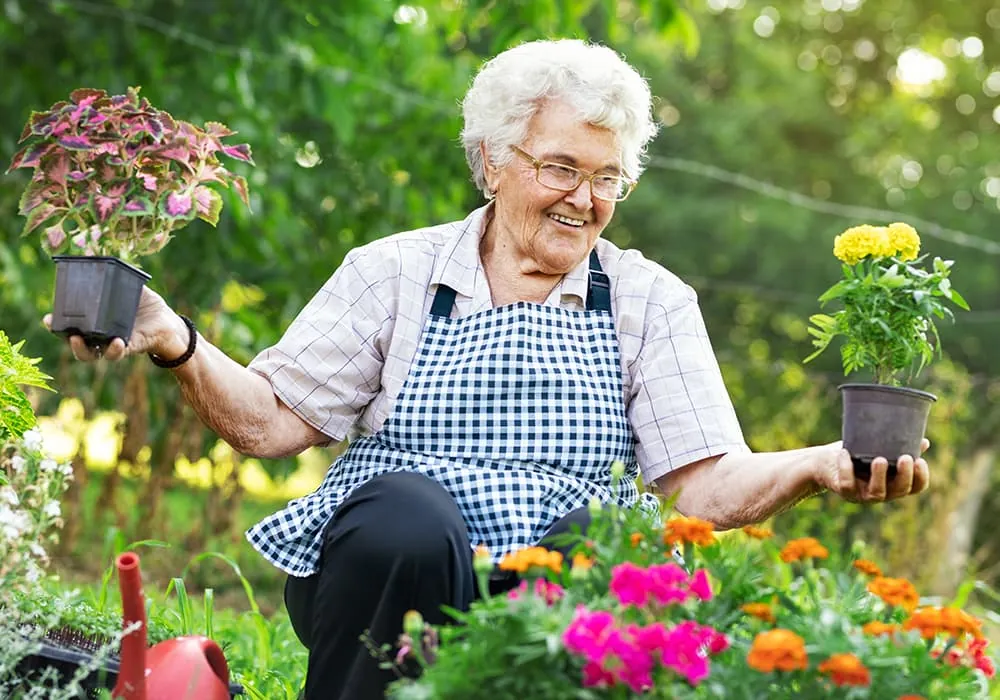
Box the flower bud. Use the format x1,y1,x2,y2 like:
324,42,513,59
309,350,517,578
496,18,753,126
588,497,602,517
610,460,625,481
473,545,492,576
403,609,424,639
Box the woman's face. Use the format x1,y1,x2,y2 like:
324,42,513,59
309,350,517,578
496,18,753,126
485,101,621,275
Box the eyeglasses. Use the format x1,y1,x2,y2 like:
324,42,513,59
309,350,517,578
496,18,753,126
511,146,636,202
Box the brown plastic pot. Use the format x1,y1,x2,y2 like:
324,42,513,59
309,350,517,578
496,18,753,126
49,256,150,347
839,383,936,481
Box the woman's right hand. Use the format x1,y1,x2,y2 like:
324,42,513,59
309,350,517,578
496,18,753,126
43,286,190,364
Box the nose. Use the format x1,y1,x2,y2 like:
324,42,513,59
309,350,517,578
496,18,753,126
562,179,595,211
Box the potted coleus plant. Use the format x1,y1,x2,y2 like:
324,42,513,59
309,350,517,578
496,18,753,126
805,222,969,479
5,86,253,348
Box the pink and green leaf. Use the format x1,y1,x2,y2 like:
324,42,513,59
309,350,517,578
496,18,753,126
159,190,196,221
70,88,107,105
204,121,235,138
40,153,70,186
194,186,223,226
6,142,51,172
221,143,254,164
24,203,63,235
43,222,68,251
57,135,96,151
231,175,251,210
122,196,154,217
90,191,125,223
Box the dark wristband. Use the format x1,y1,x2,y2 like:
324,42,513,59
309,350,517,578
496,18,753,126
150,315,197,369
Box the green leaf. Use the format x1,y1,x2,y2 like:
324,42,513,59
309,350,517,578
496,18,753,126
948,288,970,311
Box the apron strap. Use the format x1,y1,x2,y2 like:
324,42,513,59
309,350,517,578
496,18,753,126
585,248,611,313
429,248,611,317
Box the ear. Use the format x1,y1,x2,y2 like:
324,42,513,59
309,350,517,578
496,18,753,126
480,141,498,193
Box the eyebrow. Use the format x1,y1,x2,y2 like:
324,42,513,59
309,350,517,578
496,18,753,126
541,152,622,175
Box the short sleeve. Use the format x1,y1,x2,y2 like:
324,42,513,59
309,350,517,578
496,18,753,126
628,282,749,483
247,249,392,442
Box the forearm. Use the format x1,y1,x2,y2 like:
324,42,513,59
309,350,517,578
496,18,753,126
157,314,316,458
660,447,829,530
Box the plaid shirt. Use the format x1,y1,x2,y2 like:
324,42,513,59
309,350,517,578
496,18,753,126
249,203,747,487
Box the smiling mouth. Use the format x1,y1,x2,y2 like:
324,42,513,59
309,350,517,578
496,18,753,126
548,213,586,227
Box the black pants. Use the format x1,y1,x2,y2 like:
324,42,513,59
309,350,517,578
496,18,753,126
284,471,592,700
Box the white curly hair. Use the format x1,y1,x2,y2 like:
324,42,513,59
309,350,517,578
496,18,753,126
461,39,659,198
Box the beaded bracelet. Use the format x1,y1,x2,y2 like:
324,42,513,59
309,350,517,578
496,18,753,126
149,315,197,369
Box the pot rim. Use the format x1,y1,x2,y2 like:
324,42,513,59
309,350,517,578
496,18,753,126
838,382,937,402
52,254,151,280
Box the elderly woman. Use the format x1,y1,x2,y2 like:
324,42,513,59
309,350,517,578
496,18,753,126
54,40,929,699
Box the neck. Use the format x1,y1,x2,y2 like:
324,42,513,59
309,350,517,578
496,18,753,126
480,217,562,306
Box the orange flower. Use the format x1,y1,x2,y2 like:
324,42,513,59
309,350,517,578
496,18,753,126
630,532,644,547
742,525,774,540
741,602,776,623
862,621,899,637
867,576,920,612
779,537,829,563
571,553,594,571
853,559,882,577
904,606,983,640
663,515,716,546
747,629,808,672
818,653,870,687
498,546,563,574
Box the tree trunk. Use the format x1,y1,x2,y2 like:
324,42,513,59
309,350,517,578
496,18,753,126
96,361,150,528
931,447,996,597
136,402,193,539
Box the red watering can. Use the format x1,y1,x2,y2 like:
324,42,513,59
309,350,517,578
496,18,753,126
111,551,233,700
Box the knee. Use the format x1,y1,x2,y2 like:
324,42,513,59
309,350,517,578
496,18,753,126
328,472,469,570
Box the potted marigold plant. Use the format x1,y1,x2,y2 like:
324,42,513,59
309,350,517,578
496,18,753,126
804,222,968,479
5,87,253,347
375,472,995,699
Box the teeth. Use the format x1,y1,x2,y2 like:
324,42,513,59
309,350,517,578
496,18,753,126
549,214,585,227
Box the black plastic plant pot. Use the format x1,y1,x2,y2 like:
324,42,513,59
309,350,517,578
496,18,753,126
839,383,936,481
49,255,151,347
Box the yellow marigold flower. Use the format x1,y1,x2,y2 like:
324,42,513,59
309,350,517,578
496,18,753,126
742,525,774,540
862,621,899,637
747,629,808,672
887,222,920,261
867,576,920,612
663,515,716,547
498,546,563,574
741,602,776,623
571,553,594,571
833,224,891,264
853,559,882,577
779,537,829,563
629,532,644,547
818,653,871,687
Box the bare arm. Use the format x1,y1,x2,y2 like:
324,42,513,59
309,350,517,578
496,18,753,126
49,287,328,459
654,441,930,530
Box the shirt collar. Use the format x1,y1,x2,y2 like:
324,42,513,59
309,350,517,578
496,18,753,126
432,202,592,306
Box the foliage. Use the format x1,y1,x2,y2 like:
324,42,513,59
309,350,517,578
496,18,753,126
0,330,53,443
805,223,969,385
383,473,995,699
6,86,253,261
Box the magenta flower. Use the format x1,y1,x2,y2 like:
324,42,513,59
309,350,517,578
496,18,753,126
647,562,691,606
562,607,616,662
689,569,713,601
609,561,650,607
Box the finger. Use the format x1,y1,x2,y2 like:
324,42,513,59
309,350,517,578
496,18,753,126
42,313,53,331
920,438,930,454
911,457,930,494
102,337,128,362
865,457,889,502
835,448,860,502
887,455,914,499
67,334,99,363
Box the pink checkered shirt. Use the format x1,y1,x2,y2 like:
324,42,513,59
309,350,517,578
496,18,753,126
249,204,748,484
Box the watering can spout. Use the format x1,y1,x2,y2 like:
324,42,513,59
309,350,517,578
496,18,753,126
112,551,233,700
113,552,148,700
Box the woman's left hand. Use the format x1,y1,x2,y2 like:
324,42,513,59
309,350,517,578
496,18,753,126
817,438,930,503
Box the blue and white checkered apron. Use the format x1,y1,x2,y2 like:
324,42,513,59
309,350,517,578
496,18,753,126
248,250,659,576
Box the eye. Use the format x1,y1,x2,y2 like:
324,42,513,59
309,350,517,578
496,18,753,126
541,163,578,180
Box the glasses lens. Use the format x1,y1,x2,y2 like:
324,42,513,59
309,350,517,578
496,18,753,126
593,176,629,201
538,163,581,190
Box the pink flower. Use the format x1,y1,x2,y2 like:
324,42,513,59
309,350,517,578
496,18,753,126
606,628,655,693
562,607,616,662
533,578,565,605
609,562,650,607
581,660,616,688
689,569,713,601
662,623,711,685
647,563,690,606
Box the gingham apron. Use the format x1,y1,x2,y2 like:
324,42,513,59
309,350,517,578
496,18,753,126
248,250,659,576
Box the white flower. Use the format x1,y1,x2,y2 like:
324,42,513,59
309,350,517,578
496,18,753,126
0,487,19,507
59,462,74,478
21,428,42,452
40,458,58,473
24,561,42,582
10,456,26,473
29,542,46,558
43,501,61,519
